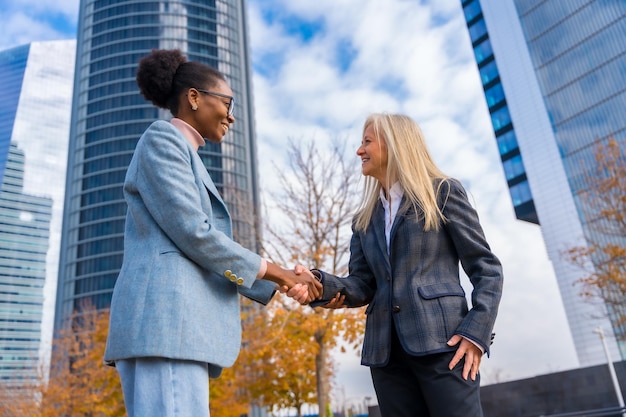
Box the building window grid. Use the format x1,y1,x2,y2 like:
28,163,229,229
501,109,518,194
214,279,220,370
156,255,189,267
74,273,119,296
563,130,626,194
92,13,160,34
79,202,128,224
89,53,147,73
82,170,127,192
462,0,482,24
76,253,123,276
85,138,139,159
79,218,125,240
85,16,239,60
556,92,626,155
463,0,535,213
77,236,124,258
532,8,619,64
82,152,134,174
545,58,625,129
87,92,147,114
91,26,165,48
518,0,594,45
531,16,625,94
85,123,147,144
91,3,160,21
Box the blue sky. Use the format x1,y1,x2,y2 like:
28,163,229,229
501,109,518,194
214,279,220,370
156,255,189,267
1,0,582,406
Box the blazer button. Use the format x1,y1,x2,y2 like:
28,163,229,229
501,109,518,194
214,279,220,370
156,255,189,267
230,274,237,282
392,305,401,313
224,270,232,278
236,277,244,285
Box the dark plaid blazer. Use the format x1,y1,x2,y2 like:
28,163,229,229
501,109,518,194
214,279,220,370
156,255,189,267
314,178,503,367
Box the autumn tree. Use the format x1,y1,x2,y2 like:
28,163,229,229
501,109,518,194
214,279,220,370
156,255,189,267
0,381,41,416
563,137,626,340
208,364,249,417
0,306,124,416
40,306,124,416
259,138,366,415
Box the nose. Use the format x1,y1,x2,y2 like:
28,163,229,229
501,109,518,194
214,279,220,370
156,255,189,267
356,144,364,156
227,114,235,124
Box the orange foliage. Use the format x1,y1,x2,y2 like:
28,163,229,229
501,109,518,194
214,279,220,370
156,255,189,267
40,308,125,416
209,365,248,417
208,296,365,417
0,308,125,416
563,137,626,331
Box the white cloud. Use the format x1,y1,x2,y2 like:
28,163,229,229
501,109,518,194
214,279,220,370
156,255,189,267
2,0,78,20
0,0,78,50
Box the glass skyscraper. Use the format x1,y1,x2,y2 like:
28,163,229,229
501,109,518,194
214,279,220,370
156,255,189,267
0,41,75,387
55,0,260,329
0,143,51,388
461,0,625,367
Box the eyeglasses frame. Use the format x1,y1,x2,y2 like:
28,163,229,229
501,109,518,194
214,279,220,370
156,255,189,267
195,88,235,116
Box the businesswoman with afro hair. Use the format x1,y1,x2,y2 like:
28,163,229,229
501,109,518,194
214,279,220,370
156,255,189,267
104,49,321,417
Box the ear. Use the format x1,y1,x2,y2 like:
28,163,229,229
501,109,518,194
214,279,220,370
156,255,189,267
187,88,200,110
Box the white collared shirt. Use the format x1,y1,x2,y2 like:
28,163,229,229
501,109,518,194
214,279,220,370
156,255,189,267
379,182,404,253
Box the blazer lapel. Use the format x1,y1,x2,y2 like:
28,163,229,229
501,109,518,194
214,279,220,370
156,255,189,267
389,195,409,244
191,151,226,206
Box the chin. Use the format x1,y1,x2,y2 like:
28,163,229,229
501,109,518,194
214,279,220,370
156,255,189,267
205,135,223,144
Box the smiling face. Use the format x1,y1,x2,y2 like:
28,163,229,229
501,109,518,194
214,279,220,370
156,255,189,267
193,79,235,143
357,123,388,186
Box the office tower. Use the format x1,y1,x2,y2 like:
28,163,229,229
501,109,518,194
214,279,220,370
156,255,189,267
56,1,260,329
461,0,625,367
0,41,75,387
0,144,52,388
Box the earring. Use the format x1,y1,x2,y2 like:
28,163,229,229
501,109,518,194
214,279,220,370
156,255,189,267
191,104,198,111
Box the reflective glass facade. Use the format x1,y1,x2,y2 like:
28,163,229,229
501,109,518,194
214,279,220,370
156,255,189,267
0,41,75,387
462,0,538,224
56,0,260,328
0,46,29,186
461,0,626,365
514,0,626,359
0,143,51,387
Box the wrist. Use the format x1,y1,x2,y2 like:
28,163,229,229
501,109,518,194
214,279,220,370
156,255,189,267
311,270,322,282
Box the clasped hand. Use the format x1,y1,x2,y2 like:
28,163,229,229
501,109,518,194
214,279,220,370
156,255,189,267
280,265,346,308
279,267,321,303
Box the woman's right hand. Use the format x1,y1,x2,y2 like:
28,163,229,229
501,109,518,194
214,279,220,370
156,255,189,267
322,292,346,309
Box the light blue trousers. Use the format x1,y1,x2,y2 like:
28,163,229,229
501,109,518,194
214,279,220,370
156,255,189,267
116,358,210,417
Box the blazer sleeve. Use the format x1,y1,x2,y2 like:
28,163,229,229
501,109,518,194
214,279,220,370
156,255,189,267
238,280,276,305
311,223,377,308
440,179,503,353
130,121,263,289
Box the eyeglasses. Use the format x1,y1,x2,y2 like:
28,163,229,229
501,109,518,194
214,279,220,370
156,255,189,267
195,88,235,116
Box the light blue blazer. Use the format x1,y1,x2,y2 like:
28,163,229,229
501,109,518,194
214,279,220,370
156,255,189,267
104,120,275,376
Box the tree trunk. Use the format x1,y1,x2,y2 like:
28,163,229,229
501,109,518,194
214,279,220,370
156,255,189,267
315,331,330,416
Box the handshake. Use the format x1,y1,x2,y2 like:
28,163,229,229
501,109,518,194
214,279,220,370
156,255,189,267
265,263,345,308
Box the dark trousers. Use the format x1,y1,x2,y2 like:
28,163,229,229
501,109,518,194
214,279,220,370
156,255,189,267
370,327,483,417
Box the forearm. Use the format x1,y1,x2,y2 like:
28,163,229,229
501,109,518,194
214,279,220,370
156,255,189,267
261,262,290,287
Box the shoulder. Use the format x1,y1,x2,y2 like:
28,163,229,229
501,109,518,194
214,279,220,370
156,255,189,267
143,119,178,137
139,120,186,147
435,177,466,202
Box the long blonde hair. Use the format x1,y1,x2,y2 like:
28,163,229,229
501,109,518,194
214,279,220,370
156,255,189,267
354,113,449,232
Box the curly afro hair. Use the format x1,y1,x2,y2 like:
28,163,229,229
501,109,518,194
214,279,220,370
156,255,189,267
136,49,226,115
